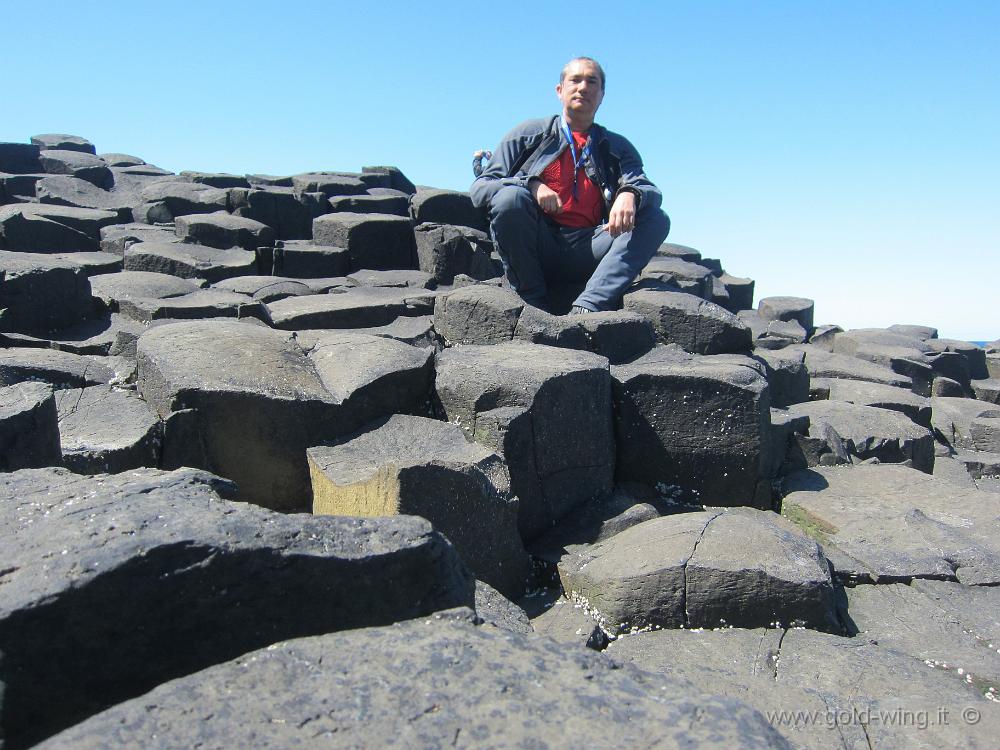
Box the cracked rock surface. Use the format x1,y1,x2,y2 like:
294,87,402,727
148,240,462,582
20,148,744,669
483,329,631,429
0,467,473,748
37,610,791,750
558,508,837,634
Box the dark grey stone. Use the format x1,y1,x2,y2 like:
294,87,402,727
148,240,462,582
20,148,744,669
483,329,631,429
138,322,430,510
409,187,487,232
0,203,119,252
952,448,1000,482
717,272,755,312
179,171,250,189
1,467,473,749
174,211,275,252
656,242,702,261
211,275,313,303
98,153,145,167
612,345,772,507
312,212,416,271
414,222,497,284
758,296,814,331
347,268,433,288
970,415,1000,453
475,580,532,634
807,324,842,350
558,508,837,634
785,399,934,472
135,180,230,222
235,188,327,240
888,323,938,339
637,256,715,298
30,134,96,154
290,172,367,197
434,284,524,345
972,378,1000,405
786,344,912,389
0,142,42,173
933,375,967,397
926,338,989,380
124,241,257,283
0,348,120,389
266,286,435,330
738,310,808,349
0,382,61,470
931,396,1000,451
624,288,751,354
35,175,137,222
0,251,94,335
274,239,350,277
41,314,146,357
817,377,932,428
362,164,416,194
753,348,810,408
89,270,202,311
98,222,180,256
54,385,161,473
309,414,530,597
328,192,409,215
608,623,999,749
529,488,676,570
118,289,266,323
435,342,614,540
782,464,1000,584
47,251,121,277
38,150,111,188
35,610,788,750
302,331,434,435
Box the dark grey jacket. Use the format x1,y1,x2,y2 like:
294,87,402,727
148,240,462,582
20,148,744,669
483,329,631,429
469,115,662,219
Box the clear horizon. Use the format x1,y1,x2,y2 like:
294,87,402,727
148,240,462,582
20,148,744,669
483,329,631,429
4,1,997,341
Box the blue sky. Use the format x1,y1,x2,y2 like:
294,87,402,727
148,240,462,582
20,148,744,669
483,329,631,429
4,1,997,340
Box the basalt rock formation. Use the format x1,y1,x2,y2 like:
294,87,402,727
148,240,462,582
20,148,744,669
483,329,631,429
1,133,997,749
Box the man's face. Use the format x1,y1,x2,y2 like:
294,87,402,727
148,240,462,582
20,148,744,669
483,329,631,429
557,61,604,122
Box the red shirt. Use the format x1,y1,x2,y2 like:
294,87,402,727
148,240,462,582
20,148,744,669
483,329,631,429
538,130,603,227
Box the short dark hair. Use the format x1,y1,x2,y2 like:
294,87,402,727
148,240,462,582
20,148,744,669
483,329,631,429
560,57,605,91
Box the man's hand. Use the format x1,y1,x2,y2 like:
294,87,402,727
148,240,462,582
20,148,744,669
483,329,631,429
530,179,563,214
606,191,636,237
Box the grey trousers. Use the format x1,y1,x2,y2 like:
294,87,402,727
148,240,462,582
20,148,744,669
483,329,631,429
488,185,670,312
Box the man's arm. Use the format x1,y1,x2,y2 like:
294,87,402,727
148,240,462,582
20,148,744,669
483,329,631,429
469,120,548,209
607,133,662,212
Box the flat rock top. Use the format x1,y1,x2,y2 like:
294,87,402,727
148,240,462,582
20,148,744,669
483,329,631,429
38,611,790,750
818,377,930,408
0,202,118,222
438,340,610,376
305,332,430,402
309,414,495,483
127,240,255,262
90,270,202,301
268,286,430,313
787,399,930,439
0,466,444,617
174,211,269,231
137,320,335,402
613,344,764,387
0,380,53,416
782,464,1000,582
313,210,412,227
0,249,89,273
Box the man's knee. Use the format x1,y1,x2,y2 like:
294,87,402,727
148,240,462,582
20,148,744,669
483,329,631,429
640,205,670,241
490,184,535,221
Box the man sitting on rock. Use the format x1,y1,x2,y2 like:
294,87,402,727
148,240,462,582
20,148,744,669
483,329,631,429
470,57,670,314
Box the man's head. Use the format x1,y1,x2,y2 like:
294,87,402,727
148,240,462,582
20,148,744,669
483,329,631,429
557,57,605,129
